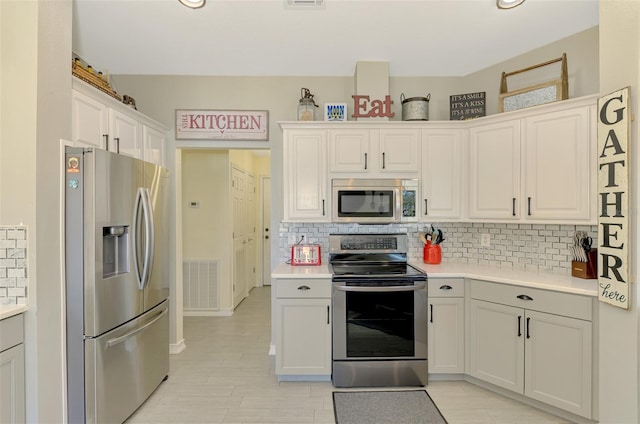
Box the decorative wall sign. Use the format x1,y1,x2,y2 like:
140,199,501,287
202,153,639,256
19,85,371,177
324,103,347,121
597,87,630,310
176,109,268,141
351,95,395,119
450,92,486,120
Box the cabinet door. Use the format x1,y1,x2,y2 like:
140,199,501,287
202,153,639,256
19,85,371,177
523,106,591,221
469,299,524,393
525,310,592,418
378,129,420,174
328,129,370,172
283,129,329,221
421,129,463,219
143,125,166,167
428,297,464,374
0,344,25,424
275,298,331,375
109,109,142,159
469,120,521,219
71,90,107,149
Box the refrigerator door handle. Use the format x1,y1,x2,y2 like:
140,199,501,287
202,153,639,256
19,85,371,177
105,308,168,348
141,188,155,289
132,188,145,290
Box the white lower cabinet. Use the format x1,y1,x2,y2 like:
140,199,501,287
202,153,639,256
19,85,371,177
0,314,25,424
275,279,331,377
428,278,464,374
469,280,593,419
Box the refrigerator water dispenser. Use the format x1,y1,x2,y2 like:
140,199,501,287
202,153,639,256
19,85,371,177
103,226,130,278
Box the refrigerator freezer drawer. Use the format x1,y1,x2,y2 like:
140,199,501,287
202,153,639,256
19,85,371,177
84,301,169,424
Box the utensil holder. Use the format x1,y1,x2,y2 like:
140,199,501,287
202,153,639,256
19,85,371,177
571,249,597,279
423,241,442,264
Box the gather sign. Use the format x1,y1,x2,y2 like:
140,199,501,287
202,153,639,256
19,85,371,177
597,87,631,310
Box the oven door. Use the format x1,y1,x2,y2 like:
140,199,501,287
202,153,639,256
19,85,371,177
332,280,427,361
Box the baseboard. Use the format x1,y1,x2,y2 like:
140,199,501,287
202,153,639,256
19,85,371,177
183,309,233,317
170,339,186,354
428,373,465,382
277,375,331,382
268,343,275,356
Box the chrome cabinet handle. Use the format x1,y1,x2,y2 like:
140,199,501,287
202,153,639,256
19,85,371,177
439,285,452,290
517,294,533,301
334,283,426,292
297,285,311,291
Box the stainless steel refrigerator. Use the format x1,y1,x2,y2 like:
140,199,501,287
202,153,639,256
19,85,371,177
65,147,170,424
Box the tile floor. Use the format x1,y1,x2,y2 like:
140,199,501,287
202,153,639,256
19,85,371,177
126,286,573,424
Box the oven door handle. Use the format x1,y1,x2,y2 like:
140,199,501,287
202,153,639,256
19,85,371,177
333,283,426,292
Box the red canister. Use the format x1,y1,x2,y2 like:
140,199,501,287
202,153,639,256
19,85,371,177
423,241,442,264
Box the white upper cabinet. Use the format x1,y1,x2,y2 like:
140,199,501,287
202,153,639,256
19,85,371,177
108,108,142,159
522,105,593,221
71,89,108,149
71,79,168,167
283,128,329,222
421,129,464,220
328,128,420,176
469,120,521,220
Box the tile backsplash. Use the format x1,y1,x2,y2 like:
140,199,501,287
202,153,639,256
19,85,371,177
0,226,28,305
279,222,597,274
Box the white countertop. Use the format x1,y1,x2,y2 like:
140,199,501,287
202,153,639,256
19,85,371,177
0,304,28,320
272,262,598,297
271,263,332,278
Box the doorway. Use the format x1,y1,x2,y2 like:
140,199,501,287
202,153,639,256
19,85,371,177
181,149,271,315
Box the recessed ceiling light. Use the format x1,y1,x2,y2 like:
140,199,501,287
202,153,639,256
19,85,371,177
497,0,525,9
179,0,205,9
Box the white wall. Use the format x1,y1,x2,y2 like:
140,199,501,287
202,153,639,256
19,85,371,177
598,2,640,423
0,0,71,422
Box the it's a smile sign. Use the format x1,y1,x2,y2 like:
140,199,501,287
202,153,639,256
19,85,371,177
597,87,631,310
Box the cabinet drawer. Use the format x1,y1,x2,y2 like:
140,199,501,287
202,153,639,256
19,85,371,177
469,279,592,321
428,278,464,297
276,279,331,299
0,314,24,352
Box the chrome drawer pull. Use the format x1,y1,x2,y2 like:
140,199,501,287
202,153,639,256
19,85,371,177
297,285,311,291
439,285,453,290
517,294,533,301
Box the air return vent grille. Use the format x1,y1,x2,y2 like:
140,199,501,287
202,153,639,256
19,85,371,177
183,259,219,311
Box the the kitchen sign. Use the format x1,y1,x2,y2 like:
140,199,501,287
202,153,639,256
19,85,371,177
597,87,631,310
176,109,268,141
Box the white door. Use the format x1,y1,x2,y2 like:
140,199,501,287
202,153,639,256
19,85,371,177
232,167,247,308
246,174,257,291
261,176,272,285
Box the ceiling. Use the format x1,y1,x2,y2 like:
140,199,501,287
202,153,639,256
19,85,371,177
72,0,599,78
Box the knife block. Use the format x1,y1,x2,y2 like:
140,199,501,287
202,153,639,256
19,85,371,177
571,249,597,279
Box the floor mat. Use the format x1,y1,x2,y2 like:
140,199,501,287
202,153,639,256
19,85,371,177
332,389,448,424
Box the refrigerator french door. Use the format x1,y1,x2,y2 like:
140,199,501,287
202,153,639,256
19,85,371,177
65,147,170,424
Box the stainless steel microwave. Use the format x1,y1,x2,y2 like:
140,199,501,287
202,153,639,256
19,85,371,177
331,178,418,224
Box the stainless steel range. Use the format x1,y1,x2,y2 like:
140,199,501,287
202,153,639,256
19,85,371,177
329,233,428,388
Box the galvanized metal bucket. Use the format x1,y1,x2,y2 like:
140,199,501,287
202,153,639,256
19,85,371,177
401,93,431,121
